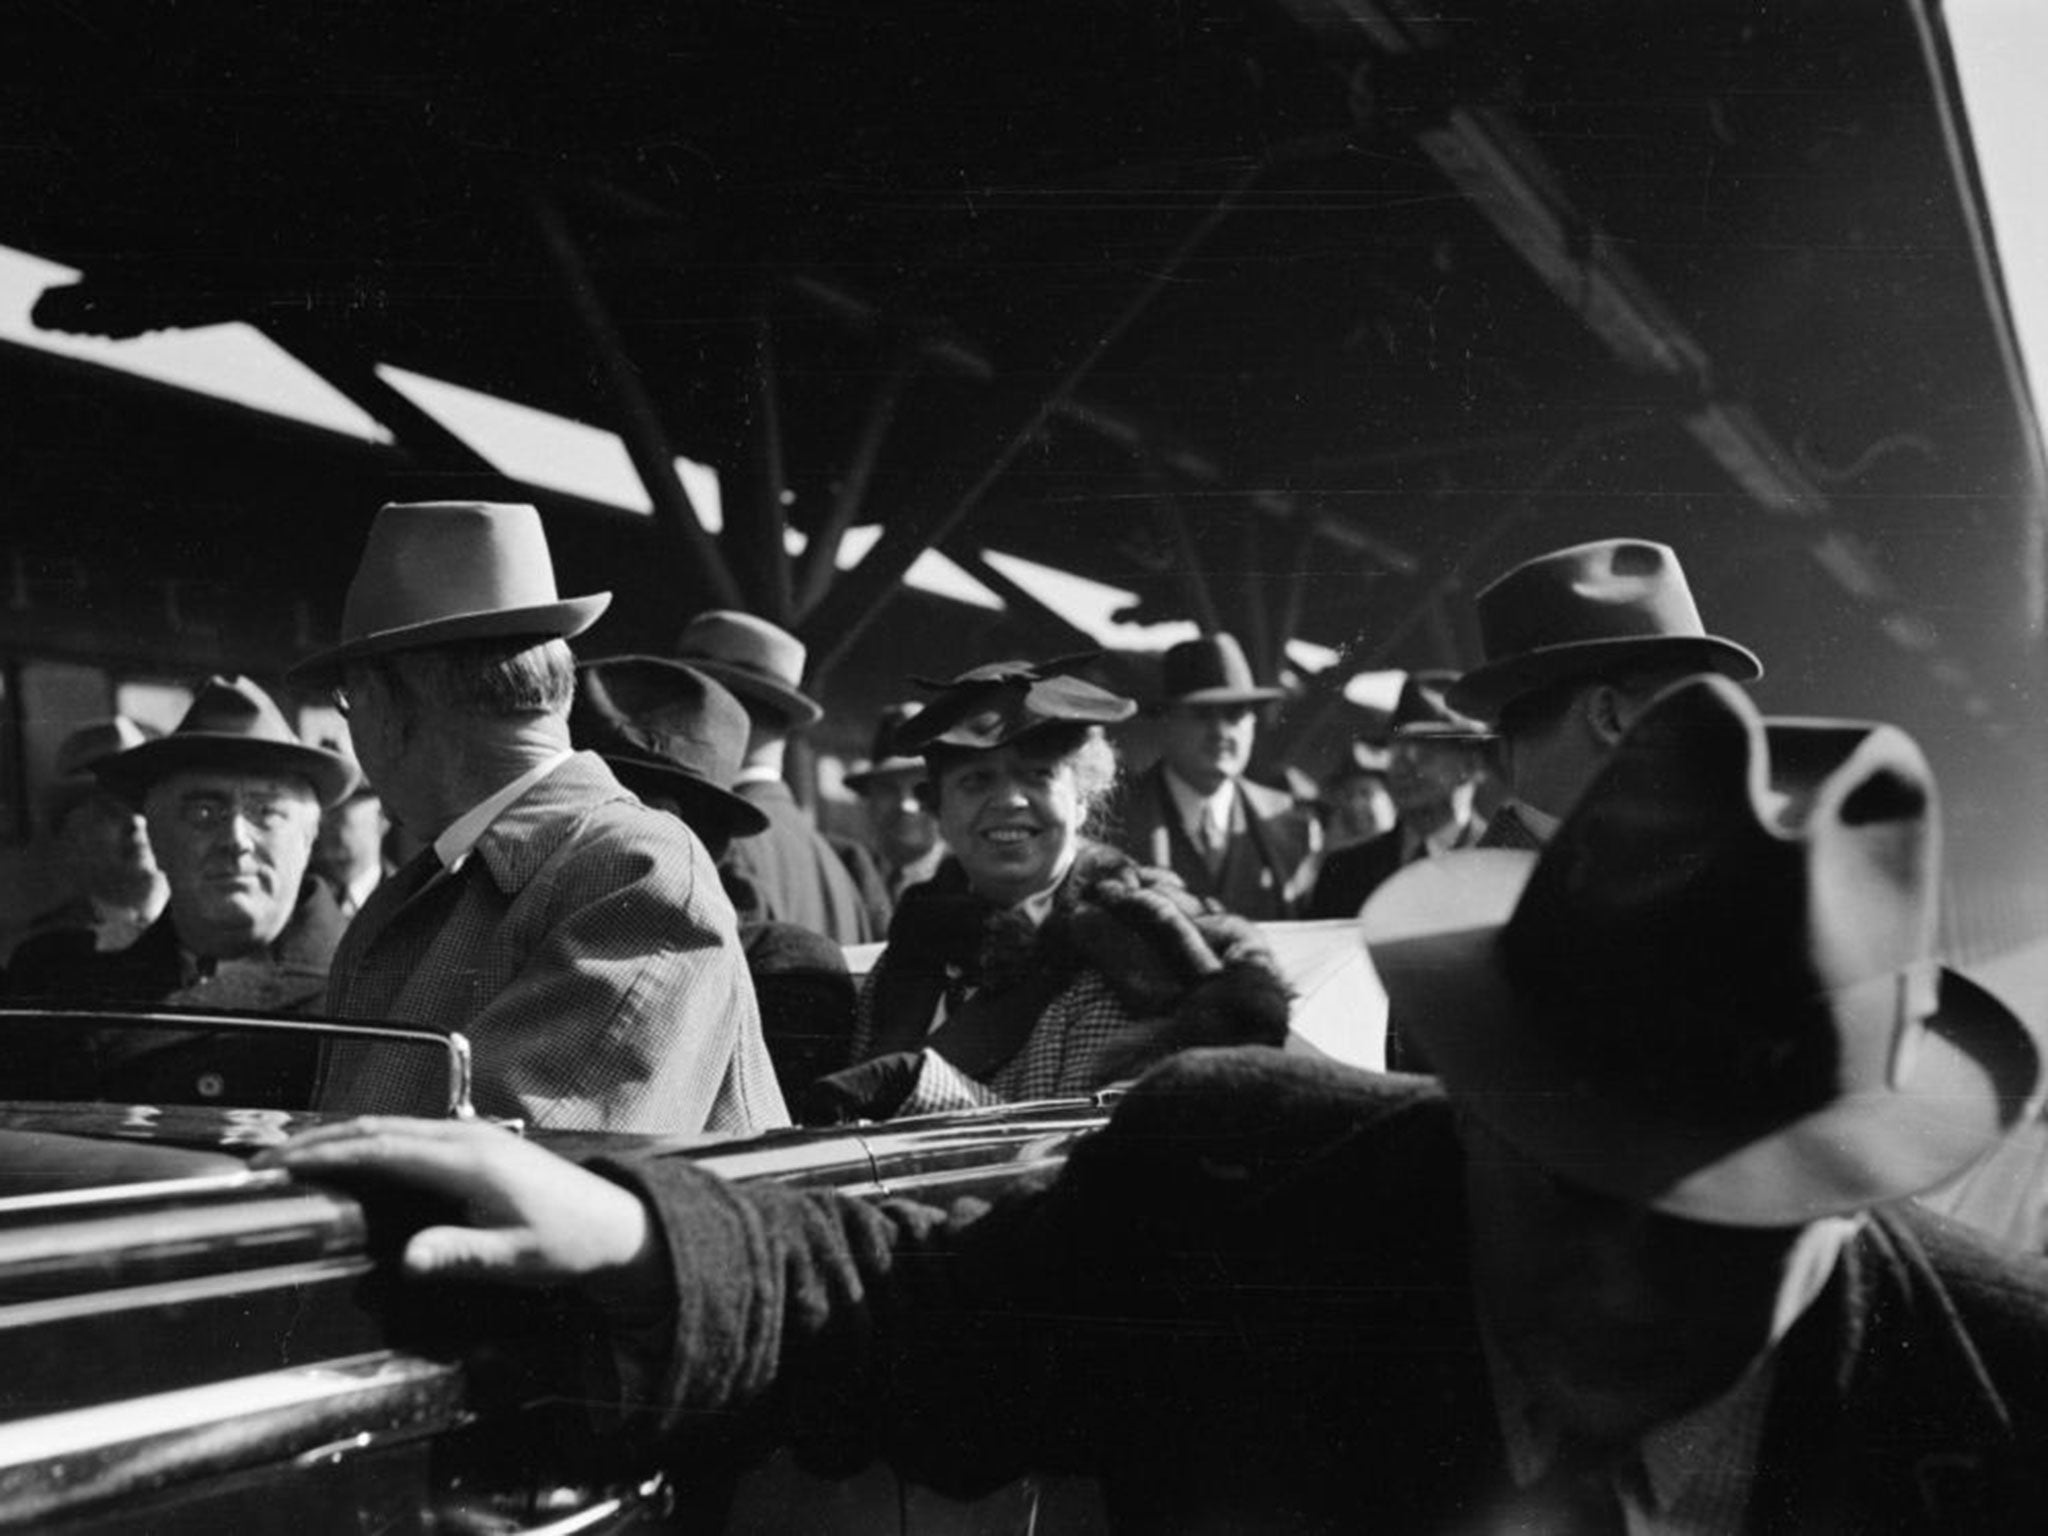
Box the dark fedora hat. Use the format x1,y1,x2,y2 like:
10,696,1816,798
570,657,770,839
895,654,1135,755
674,610,823,730
95,676,359,809
42,716,161,830
842,702,928,793
1362,675,2040,1227
1446,538,1761,722
1387,669,1491,742
290,502,611,686
1156,632,1284,708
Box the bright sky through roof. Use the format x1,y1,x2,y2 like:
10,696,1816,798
982,550,1201,651
1948,0,2048,448
378,364,724,527
0,245,389,441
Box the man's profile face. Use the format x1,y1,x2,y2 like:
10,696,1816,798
1386,740,1485,820
1459,1115,1809,1444
146,771,320,958
59,790,161,895
316,795,386,884
1158,703,1257,794
862,772,938,868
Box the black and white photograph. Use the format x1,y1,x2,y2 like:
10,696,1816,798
0,2,2045,1530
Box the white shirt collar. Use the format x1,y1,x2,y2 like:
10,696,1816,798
432,751,573,874
343,864,383,913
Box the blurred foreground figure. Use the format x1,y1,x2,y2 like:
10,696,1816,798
296,503,784,1135
265,677,2048,1534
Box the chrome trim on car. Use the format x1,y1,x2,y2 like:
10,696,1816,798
0,1350,467,1526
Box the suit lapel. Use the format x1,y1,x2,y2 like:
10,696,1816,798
1749,1211,2024,1534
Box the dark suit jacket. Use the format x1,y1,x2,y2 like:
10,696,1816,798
1110,763,1317,920
1306,816,1487,919
597,1053,2048,1534
0,882,346,1107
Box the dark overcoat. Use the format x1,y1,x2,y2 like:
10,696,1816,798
592,1051,2048,1535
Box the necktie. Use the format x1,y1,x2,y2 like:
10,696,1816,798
1196,816,1225,874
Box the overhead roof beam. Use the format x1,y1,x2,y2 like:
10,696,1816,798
799,157,1269,680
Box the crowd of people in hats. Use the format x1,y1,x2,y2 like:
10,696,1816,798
10,500,2048,1528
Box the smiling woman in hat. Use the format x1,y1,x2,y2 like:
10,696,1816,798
805,655,1290,1123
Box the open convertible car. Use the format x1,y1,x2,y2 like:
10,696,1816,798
0,924,1377,1532
0,1009,1126,1534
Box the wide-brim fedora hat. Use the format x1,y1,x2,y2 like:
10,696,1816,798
1155,632,1285,708
290,502,611,686
1361,675,2040,1227
95,675,359,810
674,610,823,729
570,656,770,839
895,654,1136,756
1447,538,1761,722
1388,669,1492,743
42,716,161,829
842,702,929,793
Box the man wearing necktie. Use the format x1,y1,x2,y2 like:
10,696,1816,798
1111,631,1319,919
267,677,2048,1532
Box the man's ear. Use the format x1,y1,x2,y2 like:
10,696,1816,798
1584,683,1631,748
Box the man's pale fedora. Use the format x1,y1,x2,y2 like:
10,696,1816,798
96,675,358,809
1363,675,2039,1227
674,610,823,729
290,502,610,685
1446,538,1760,722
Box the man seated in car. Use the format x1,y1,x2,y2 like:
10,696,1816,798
268,677,2048,1533
6,674,356,1105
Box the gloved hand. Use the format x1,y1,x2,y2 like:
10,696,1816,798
797,1050,927,1125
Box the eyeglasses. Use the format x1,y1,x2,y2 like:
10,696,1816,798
174,795,302,834
329,686,352,719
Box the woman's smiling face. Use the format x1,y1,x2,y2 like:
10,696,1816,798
934,743,1085,906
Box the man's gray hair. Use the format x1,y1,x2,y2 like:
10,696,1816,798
378,637,577,720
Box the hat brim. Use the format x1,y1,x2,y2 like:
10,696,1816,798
288,594,612,687
602,753,771,839
1160,686,1285,708
842,756,926,793
96,735,360,810
1446,635,1761,722
684,661,824,729
1363,852,2042,1226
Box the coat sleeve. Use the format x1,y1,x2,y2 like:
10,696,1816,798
585,1051,1436,1498
476,808,789,1135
